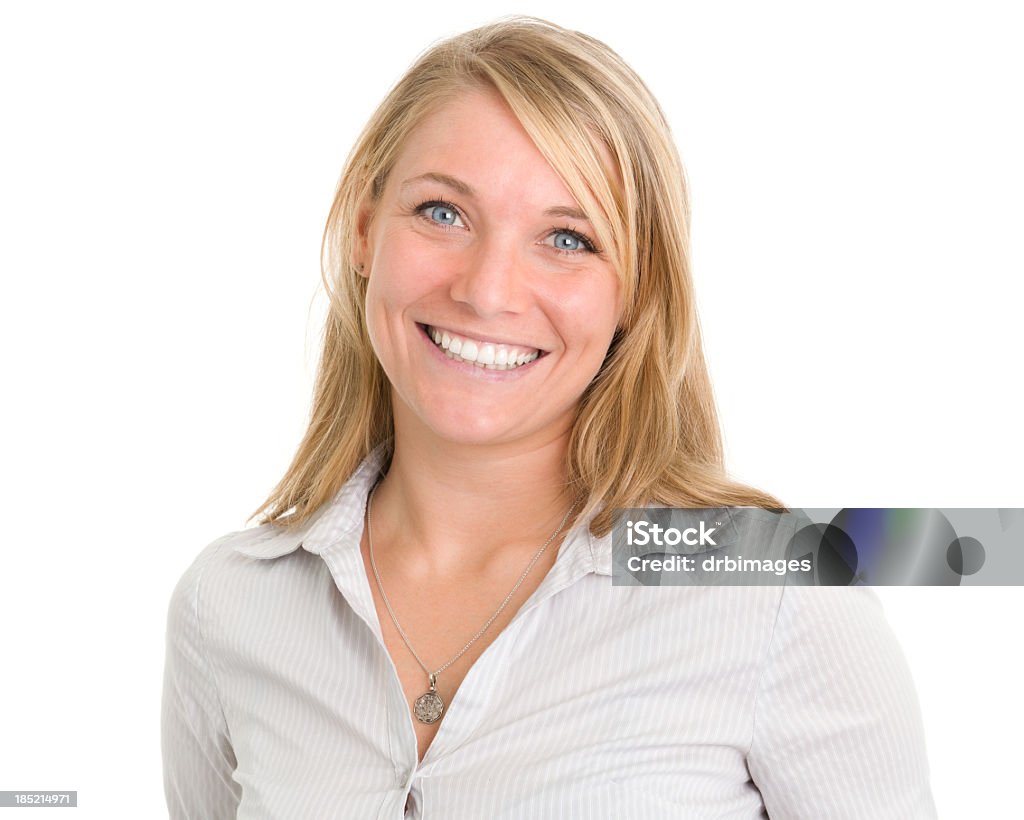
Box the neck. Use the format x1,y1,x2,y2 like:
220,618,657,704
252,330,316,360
368,411,579,577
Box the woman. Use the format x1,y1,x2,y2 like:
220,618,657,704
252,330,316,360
162,16,936,819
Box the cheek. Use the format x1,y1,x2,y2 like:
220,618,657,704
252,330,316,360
552,278,621,350
366,237,442,313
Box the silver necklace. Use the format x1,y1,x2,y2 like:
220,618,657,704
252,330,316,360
366,480,577,725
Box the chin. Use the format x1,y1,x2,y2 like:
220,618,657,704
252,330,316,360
437,424,518,446
421,411,526,446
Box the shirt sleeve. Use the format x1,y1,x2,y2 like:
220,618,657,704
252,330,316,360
161,544,242,819
746,584,938,819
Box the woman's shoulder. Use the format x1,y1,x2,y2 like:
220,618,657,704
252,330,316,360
172,522,274,576
165,523,297,623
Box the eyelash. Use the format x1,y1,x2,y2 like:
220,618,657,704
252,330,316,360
409,197,602,257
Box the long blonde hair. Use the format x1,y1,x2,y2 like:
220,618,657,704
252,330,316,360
250,15,784,539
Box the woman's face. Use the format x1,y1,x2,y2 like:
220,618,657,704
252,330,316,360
356,87,622,449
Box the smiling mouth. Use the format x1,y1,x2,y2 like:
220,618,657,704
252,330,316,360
418,323,546,371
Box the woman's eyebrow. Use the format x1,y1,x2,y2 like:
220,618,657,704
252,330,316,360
400,171,591,222
543,205,590,221
401,171,474,197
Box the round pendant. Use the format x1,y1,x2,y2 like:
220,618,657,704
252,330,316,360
413,690,444,724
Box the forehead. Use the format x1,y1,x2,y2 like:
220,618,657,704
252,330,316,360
385,88,586,210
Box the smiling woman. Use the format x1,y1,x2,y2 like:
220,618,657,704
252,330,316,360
161,14,937,820
356,86,622,449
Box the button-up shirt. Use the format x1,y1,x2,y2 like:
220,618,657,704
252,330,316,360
161,445,937,819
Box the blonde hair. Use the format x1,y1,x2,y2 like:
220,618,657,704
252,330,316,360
250,14,784,538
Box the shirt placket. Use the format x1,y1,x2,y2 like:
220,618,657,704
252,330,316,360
312,535,415,818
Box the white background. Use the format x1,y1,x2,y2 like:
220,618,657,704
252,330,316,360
2,1,1020,817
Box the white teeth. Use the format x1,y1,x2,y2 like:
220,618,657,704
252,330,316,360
425,325,540,370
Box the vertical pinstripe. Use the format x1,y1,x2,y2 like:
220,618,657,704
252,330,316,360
162,444,937,819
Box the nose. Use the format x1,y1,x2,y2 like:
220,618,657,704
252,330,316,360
447,232,530,318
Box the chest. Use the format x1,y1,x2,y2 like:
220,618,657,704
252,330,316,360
358,529,559,763
217,551,787,818
224,575,773,819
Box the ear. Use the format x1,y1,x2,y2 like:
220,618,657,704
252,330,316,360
352,194,375,279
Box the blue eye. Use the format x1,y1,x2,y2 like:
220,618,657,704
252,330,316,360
553,231,582,252
412,200,467,230
549,226,599,256
411,198,601,256
428,204,458,225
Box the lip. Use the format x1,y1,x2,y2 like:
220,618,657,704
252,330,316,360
416,323,547,378
420,322,546,353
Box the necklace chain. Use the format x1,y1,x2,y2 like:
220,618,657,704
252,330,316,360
366,481,578,684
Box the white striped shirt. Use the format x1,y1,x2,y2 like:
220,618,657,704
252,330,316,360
162,445,937,819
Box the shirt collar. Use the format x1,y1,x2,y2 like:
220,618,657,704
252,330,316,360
233,445,612,577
